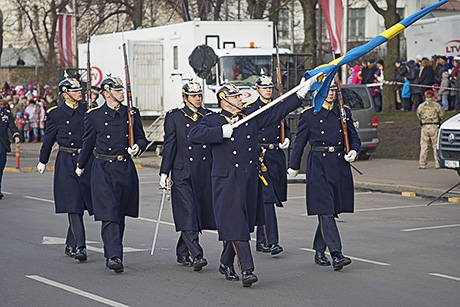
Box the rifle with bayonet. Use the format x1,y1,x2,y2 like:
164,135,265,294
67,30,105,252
274,26,285,143
122,43,135,148
86,32,91,110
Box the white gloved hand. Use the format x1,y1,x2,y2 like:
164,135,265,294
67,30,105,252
159,173,168,189
37,162,46,174
344,150,357,163
222,124,234,139
128,144,140,156
75,167,84,177
279,138,290,149
287,168,299,177
296,73,321,99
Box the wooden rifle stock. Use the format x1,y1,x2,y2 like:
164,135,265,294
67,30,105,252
86,35,91,110
334,73,350,153
122,43,135,148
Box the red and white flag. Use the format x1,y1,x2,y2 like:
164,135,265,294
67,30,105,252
58,14,73,68
320,0,343,55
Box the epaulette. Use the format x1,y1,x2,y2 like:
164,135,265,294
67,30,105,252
244,101,256,107
300,106,314,114
47,106,58,113
86,105,102,113
343,105,350,109
167,108,180,114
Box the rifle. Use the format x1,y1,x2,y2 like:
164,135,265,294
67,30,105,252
86,31,91,110
122,43,135,148
274,26,285,143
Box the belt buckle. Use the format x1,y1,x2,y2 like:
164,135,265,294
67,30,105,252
117,155,123,161
268,144,274,150
327,146,335,153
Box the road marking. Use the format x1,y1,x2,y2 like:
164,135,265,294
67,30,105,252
139,181,158,185
429,273,460,282
402,224,460,232
137,216,219,235
23,196,54,203
300,248,391,266
42,236,99,245
42,236,146,254
2,191,13,195
26,275,129,307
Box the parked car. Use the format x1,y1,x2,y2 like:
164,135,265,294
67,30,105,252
286,84,379,169
437,112,460,176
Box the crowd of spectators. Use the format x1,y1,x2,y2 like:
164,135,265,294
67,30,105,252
345,55,460,112
1,82,58,142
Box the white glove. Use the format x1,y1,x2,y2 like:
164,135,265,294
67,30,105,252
344,150,357,163
128,144,140,156
159,173,168,189
296,74,321,99
279,138,290,149
37,162,46,174
75,167,85,177
222,124,234,139
287,168,299,177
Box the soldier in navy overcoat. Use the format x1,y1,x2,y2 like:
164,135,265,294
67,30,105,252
76,76,147,273
288,86,361,271
159,81,215,271
189,81,310,287
37,77,93,261
245,75,290,256
0,100,20,199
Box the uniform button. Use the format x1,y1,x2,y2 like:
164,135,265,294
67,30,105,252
125,147,128,150
186,123,190,127
108,148,112,151
68,132,72,135
262,128,265,131
235,163,239,168
109,160,113,163
338,153,341,156
202,157,206,160
249,160,253,164
190,157,193,161
320,119,323,123
338,142,341,145
246,135,250,139
107,135,111,138
248,147,252,151
321,131,325,134
105,122,108,126
323,153,326,157
72,153,75,156
339,129,342,132
245,123,249,126
233,151,237,155
230,137,234,142
262,137,265,141
105,112,108,115
322,142,325,145
202,145,206,148
70,142,74,146
126,121,129,124
276,136,279,139
188,146,192,150
277,125,280,128
66,121,70,124
126,134,129,138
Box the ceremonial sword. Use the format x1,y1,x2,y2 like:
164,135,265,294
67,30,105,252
151,179,172,255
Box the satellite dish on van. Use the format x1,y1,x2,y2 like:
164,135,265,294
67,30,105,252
188,44,218,79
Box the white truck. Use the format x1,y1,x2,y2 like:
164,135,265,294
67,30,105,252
437,113,460,175
78,20,290,145
406,15,460,60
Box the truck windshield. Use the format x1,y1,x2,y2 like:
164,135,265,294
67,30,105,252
219,56,272,87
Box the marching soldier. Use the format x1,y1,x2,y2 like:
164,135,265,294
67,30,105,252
416,90,444,169
76,76,147,273
37,77,93,261
0,100,20,199
288,85,361,271
159,81,215,271
245,75,289,255
189,80,310,287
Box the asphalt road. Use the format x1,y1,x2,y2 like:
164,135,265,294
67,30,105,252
1,169,459,307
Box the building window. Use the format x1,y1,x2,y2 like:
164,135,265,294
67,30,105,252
278,8,289,40
348,8,365,39
173,46,178,70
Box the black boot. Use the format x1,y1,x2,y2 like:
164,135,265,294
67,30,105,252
314,251,331,266
242,269,258,287
74,247,87,262
332,252,351,271
218,263,239,281
192,255,208,271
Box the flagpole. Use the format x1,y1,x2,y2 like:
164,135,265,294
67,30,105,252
341,0,348,83
73,0,78,69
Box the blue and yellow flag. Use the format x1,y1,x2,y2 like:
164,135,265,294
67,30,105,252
305,0,447,114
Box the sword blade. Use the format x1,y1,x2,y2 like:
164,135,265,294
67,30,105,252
151,188,167,255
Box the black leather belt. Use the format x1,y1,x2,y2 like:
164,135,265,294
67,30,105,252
421,122,440,126
95,152,131,162
59,146,81,154
259,143,279,150
310,145,344,153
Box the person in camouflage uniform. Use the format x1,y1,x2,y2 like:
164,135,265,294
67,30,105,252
416,90,444,169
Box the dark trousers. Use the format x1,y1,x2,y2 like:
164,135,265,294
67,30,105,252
0,144,7,191
256,202,279,246
65,213,86,248
220,240,254,273
176,231,203,259
313,214,342,254
101,217,125,260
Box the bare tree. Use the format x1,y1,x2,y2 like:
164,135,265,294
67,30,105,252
299,0,318,68
368,0,401,112
246,0,268,19
0,10,3,62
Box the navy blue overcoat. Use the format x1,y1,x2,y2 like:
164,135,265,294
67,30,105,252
289,104,361,215
39,103,93,215
160,106,216,231
77,103,147,222
189,95,301,241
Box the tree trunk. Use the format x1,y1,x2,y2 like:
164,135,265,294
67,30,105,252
0,10,3,64
132,0,144,29
246,0,268,19
299,0,318,68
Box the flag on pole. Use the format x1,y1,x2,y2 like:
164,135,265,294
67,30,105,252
305,0,448,114
320,0,343,55
58,14,73,68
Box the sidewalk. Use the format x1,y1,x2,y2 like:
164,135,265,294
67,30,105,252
7,142,460,199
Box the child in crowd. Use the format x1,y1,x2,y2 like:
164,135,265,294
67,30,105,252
23,113,30,142
15,112,26,142
440,71,450,110
401,79,411,111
